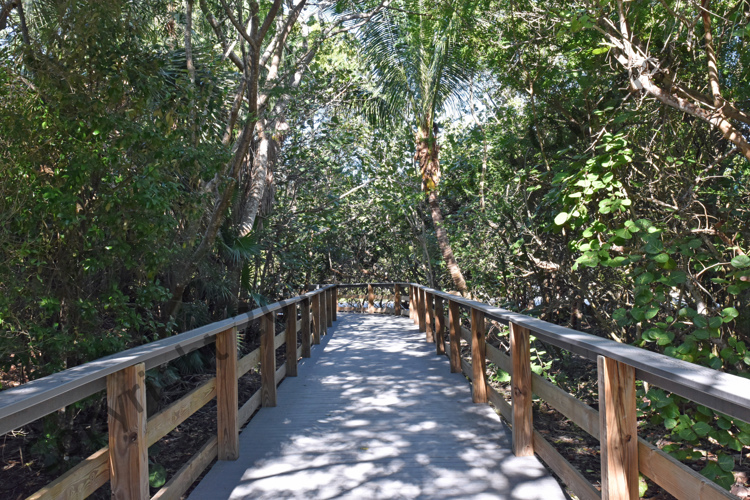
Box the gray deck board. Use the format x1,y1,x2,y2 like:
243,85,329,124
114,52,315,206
188,313,566,500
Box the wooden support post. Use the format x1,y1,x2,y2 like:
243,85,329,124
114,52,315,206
285,304,298,377
333,286,338,321
448,300,461,373
598,355,638,500
216,327,239,460
434,297,446,355
326,288,333,327
311,294,321,345
510,322,533,456
470,308,488,404
320,289,328,335
425,291,434,342
107,363,148,499
394,285,401,316
418,288,426,333
368,284,375,313
260,312,277,407
410,286,417,323
301,297,311,357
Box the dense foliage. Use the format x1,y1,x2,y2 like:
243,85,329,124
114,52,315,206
1,0,749,492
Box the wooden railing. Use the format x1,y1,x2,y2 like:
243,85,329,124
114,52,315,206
0,284,338,500
4,281,749,500
340,282,750,500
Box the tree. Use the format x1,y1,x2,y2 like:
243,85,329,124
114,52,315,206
356,0,485,295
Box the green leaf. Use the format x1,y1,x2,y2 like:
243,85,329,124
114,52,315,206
554,212,570,225
731,255,750,268
692,421,711,437
717,453,734,472
149,463,167,488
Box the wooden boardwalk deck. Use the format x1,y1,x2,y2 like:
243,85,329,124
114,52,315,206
188,313,566,500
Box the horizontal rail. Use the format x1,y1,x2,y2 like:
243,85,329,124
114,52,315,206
0,285,334,436
411,283,750,423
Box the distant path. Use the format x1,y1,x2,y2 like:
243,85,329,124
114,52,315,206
188,313,566,499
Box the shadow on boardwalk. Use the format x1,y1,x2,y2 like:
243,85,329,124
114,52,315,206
188,313,566,500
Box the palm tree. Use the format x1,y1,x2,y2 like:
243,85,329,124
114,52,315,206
356,0,480,295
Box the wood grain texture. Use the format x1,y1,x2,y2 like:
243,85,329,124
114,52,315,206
148,378,217,446
487,385,512,422
425,292,435,342
216,327,239,461
448,300,461,373
410,286,417,323
394,285,401,317
510,322,533,457
320,289,328,336
333,286,338,321
486,344,511,374
301,297,311,357
285,304,298,377
598,355,638,500
261,313,277,408
238,348,260,378
327,289,334,327
107,362,148,500
238,391,262,427
26,447,109,500
311,294,321,345
151,436,218,500
470,308,488,404
533,430,600,500
434,298,446,356
368,284,375,313
418,288,426,334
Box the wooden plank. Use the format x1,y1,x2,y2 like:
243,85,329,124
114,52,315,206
410,286,416,323
368,284,375,313
533,430,601,500
275,363,287,386
311,294,321,345
461,358,472,379
285,304,298,377
434,298,446,356
470,307,488,404
487,385,512,422
532,372,600,439
216,327,239,461
418,288,426,334
238,391,262,426
151,436,218,500
26,447,109,500
425,292,434,342
598,356,638,500
486,344,512,374
238,349,260,378
394,284,401,317
327,288,333,327
261,312,277,408
449,300,461,373
511,322,533,457
320,289,328,336
637,437,735,500
333,286,338,321
147,378,217,447
301,297,311,358
107,363,148,500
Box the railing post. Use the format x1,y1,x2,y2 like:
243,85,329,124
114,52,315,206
327,288,333,327
470,308,488,404
261,312,277,407
107,362,148,499
301,297,311,357
418,288,426,333
448,300,461,373
320,287,328,335
333,285,338,321
434,297,446,355
598,355,638,500
368,284,375,313
394,284,401,316
285,303,298,377
311,293,321,345
510,322,533,456
425,291,434,342
410,286,417,323
216,327,239,460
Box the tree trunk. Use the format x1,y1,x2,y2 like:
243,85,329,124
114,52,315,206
427,191,468,296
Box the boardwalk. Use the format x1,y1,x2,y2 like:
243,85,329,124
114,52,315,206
188,313,566,500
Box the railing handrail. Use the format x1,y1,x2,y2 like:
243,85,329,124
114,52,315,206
406,283,750,424
0,284,336,436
